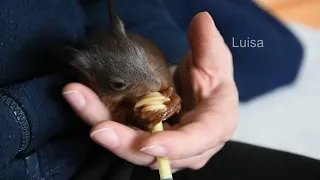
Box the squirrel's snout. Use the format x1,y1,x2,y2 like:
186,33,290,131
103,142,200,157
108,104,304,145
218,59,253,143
130,76,162,98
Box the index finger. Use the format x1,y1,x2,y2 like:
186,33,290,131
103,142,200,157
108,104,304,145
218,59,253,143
62,82,112,126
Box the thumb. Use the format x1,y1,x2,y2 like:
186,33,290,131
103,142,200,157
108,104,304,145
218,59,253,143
187,12,232,78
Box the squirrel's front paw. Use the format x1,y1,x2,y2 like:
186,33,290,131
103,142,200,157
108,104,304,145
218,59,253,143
133,87,182,131
160,87,181,121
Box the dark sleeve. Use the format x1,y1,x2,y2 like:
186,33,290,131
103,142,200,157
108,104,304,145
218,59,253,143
80,0,190,65
0,73,85,166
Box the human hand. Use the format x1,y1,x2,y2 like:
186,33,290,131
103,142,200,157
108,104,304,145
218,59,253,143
161,11,239,171
62,12,238,171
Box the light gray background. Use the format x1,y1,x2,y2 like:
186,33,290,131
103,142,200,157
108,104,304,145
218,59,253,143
231,22,320,160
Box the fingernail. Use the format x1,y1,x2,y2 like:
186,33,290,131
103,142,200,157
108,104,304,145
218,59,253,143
140,145,167,157
62,91,85,111
90,128,119,148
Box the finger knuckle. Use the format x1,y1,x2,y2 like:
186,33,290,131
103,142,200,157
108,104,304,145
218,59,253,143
231,121,238,134
172,169,181,173
189,160,207,170
222,119,238,142
148,163,158,170
222,43,233,60
225,48,233,60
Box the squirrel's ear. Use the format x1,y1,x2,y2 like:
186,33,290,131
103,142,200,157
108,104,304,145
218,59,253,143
113,17,126,35
63,46,91,70
107,0,126,35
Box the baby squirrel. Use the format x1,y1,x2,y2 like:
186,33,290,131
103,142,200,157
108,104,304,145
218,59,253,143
65,0,181,130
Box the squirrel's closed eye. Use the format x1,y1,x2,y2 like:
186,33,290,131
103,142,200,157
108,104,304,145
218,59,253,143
110,80,128,91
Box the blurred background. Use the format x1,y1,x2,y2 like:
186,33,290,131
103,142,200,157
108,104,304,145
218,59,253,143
256,0,320,29
232,0,320,160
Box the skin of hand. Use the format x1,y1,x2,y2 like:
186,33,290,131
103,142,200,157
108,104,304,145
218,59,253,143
62,12,239,171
